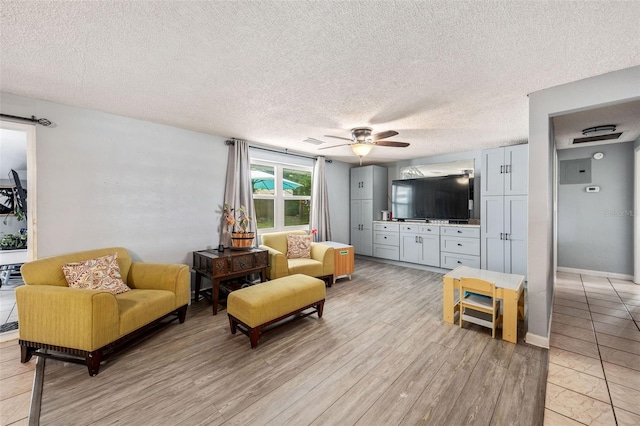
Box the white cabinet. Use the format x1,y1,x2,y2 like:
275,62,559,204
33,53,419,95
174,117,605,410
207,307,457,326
350,166,387,255
481,145,528,196
481,195,527,276
351,199,374,256
480,144,528,276
440,226,480,269
399,224,440,267
373,222,400,260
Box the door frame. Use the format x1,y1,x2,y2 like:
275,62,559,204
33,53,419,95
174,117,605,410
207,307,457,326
0,120,37,261
635,145,639,284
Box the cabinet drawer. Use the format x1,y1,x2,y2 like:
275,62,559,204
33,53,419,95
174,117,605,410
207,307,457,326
374,222,399,232
441,236,480,256
441,252,481,269
400,224,423,233
373,232,399,246
418,225,440,235
440,226,480,238
373,244,399,261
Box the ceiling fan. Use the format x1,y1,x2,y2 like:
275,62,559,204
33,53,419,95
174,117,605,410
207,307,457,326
318,127,410,164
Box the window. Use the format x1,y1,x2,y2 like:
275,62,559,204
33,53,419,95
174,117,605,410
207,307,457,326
251,161,312,232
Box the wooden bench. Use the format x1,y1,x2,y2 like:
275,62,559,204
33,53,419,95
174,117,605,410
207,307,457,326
227,274,326,348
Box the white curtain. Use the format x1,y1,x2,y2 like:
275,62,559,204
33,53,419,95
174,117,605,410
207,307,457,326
222,139,256,247
310,156,332,241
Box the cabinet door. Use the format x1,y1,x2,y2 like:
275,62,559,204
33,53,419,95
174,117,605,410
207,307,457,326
481,147,505,196
481,195,506,272
359,166,374,199
420,234,440,267
400,234,421,264
350,199,362,253
359,199,374,256
504,195,527,277
350,168,363,200
505,145,528,195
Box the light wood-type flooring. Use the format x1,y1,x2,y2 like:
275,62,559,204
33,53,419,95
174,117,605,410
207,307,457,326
3,258,550,425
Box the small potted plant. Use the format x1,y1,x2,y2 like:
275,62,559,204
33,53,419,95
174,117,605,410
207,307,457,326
223,204,255,248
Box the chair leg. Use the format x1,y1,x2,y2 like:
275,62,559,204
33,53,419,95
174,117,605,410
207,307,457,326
177,305,187,324
317,300,324,318
249,327,260,349
229,316,237,334
86,350,102,376
20,344,36,363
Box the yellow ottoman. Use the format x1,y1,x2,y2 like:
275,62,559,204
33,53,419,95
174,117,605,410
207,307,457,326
227,274,326,348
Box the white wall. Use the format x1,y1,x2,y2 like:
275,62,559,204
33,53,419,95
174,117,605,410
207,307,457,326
557,142,634,275
0,93,353,263
1,92,228,265
528,66,640,343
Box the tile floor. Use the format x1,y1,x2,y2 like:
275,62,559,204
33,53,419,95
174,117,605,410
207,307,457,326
0,277,31,426
545,272,640,426
1,271,638,425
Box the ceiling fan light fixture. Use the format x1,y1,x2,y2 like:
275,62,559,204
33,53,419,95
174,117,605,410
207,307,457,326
351,143,373,158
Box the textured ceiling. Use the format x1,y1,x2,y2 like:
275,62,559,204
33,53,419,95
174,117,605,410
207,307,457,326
1,1,640,164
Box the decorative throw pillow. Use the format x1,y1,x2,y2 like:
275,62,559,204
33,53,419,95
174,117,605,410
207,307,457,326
62,253,130,295
286,234,312,259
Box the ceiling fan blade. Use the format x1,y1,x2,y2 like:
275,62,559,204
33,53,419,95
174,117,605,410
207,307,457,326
318,143,353,150
372,130,399,140
324,135,353,141
375,141,410,147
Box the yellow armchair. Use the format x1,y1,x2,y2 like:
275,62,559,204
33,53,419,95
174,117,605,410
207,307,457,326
16,247,189,376
259,231,334,285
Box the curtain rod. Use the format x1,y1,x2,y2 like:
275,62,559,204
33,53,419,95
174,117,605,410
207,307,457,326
225,139,332,163
0,113,53,126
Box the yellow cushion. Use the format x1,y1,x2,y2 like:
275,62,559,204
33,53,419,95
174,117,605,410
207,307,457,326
287,258,323,277
116,289,176,335
227,274,325,327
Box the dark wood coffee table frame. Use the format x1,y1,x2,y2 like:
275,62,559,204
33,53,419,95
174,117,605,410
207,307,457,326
192,248,268,315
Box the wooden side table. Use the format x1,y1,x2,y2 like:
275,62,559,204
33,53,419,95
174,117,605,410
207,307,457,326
192,248,268,315
321,241,354,285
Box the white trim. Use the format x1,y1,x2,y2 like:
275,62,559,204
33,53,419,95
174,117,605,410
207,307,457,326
635,145,639,284
525,332,549,349
556,266,634,281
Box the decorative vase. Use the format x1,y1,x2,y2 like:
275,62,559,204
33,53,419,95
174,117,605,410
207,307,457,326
231,232,255,248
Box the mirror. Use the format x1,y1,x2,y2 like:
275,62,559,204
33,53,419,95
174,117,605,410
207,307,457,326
400,159,475,179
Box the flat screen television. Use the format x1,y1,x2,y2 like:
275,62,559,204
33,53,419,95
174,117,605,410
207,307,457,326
392,175,470,221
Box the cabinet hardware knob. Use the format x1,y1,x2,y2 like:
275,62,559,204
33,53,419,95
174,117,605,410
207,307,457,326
500,165,504,174
500,232,503,240
457,230,462,233
457,260,462,264
419,237,423,243
457,243,462,246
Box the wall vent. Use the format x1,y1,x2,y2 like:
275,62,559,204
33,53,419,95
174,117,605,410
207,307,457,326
302,138,325,145
572,132,622,144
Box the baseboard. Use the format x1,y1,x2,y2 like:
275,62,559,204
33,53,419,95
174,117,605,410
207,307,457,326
525,332,549,349
557,267,634,281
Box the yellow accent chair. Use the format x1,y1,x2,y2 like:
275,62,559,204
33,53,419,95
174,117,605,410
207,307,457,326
16,247,190,376
258,230,334,285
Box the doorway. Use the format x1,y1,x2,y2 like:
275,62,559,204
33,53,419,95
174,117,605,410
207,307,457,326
0,120,36,336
